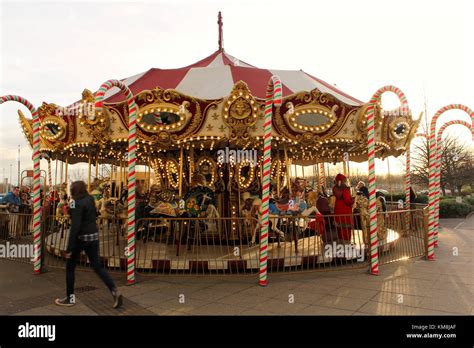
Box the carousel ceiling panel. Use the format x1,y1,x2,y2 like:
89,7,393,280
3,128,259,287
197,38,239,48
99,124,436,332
206,53,225,67
220,51,255,68
175,66,235,100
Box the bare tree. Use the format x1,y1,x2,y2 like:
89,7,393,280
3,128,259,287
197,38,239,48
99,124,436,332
412,135,473,195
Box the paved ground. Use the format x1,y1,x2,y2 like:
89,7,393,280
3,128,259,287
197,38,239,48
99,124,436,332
0,217,472,316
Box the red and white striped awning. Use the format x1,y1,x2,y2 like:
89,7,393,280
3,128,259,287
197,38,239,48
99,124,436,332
104,49,362,106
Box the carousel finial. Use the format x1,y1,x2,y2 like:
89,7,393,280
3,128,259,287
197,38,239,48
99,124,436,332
218,11,223,51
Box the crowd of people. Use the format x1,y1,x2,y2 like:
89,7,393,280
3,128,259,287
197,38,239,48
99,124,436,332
1,172,397,247
240,173,391,248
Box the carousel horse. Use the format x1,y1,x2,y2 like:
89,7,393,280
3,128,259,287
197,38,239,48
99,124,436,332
302,191,327,251
56,190,70,238
248,196,288,248
201,202,220,235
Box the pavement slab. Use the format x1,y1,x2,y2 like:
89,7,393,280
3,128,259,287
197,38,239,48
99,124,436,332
0,216,472,316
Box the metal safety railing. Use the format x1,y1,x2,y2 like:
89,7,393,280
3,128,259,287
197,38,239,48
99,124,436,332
0,208,429,274
0,212,35,264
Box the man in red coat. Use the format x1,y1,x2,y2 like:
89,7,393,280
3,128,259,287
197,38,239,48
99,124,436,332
332,173,354,243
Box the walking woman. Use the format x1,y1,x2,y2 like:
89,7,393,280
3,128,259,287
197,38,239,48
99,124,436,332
55,181,122,308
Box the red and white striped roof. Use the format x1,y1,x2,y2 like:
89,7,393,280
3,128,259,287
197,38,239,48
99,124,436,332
104,49,362,106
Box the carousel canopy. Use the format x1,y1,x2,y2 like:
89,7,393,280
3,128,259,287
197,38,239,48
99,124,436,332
103,49,362,106
17,12,418,167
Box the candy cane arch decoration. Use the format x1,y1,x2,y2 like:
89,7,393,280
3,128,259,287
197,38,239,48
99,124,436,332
0,96,42,273
366,86,409,275
95,80,138,285
259,75,282,286
434,118,473,248
428,104,474,260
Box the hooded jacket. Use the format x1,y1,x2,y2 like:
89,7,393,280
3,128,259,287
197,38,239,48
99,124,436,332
67,193,98,252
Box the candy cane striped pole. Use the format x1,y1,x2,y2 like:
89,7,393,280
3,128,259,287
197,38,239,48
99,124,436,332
405,149,411,208
319,163,326,190
366,86,409,275
95,80,138,285
259,75,282,287
1,96,41,274
434,119,472,248
428,105,474,260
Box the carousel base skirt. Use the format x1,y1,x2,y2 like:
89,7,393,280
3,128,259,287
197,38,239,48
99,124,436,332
42,226,411,273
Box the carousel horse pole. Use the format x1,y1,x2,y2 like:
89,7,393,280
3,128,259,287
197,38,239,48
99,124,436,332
259,75,282,287
434,118,472,249
95,79,138,285
0,95,42,274
178,147,184,197
276,153,281,197
65,154,69,193
284,145,291,195
95,153,99,180
366,86,409,275
87,152,92,191
319,163,326,191
428,105,474,260
59,159,63,188
54,158,59,215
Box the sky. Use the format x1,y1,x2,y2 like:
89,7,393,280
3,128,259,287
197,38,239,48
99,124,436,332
0,0,473,186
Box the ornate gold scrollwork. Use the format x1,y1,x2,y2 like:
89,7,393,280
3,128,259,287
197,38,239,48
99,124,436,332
79,106,111,146
137,104,185,134
270,159,286,185
17,110,33,145
135,87,203,145
40,116,66,141
235,161,255,190
75,89,111,146
389,119,410,140
222,81,259,144
196,156,217,187
165,159,180,190
35,102,75,150
286,104,337,134
275,87,355,144
386,116,417,151
356,103,383,140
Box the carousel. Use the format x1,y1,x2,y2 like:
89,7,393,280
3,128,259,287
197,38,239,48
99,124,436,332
13,14,424,277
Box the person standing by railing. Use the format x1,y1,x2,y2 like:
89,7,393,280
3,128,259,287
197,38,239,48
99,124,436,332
5,186,21,239
55,180,122,308
332,174,354,244
376,191,388,241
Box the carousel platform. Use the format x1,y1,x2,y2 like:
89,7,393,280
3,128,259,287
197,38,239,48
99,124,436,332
44,224,404,273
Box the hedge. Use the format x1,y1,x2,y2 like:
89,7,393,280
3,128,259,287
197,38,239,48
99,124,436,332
439,199,474,218
387,193,428,204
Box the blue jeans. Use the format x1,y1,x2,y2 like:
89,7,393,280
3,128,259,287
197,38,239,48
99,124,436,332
66,240,116,297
